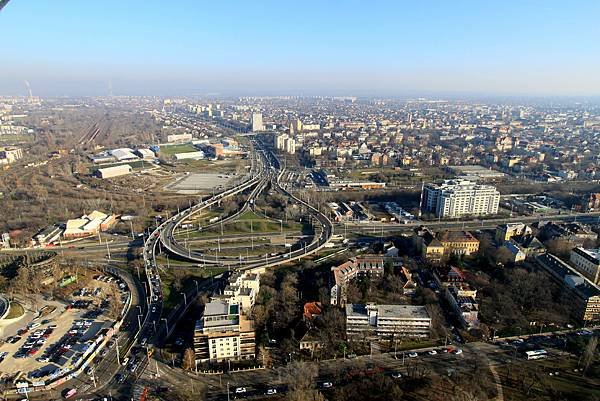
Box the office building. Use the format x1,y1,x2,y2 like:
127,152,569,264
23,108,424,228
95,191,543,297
251,113,264,132
345,303,431,339
421,179,500,218
193,300,256,363
570,247,600,284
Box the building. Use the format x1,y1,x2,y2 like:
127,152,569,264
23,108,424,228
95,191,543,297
0,146,23,164
275,133,296,154
63,210,117,239
135,148,156,159
436,230,480,256
502,240,527,263
167,133,193,143
345,303,431,339
96,164,132,179
174,151,205,160
213,271,261,313
193,300,256,364
421,179,500,218
536,254,600,322
331,256,385,306
495,223,532,243
109,148,138,161
570,247,600,284
33,225,63,247
251,113,264,132
538,222,598,245
582,193,600,212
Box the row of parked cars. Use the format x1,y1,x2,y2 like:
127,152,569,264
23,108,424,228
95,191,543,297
36,319,93,365
13,325,56,359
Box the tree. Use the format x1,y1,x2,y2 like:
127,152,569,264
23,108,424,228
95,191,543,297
581,336,598,375
182,347,196,371
284,361,325,401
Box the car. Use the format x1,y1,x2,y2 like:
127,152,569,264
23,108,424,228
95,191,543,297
321,382,333,389
266,388,277,395
390,372,402,379
454,349,463,355
428,350,438,355
235,387,247,394
174,338,184,346
408,352,418,358
115,373,126,384
7,336,21,343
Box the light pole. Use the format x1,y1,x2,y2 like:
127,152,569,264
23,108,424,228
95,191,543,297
161,317,169,333
137,314,142,330
183,292,187,306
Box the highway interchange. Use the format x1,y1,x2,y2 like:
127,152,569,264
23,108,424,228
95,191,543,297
18,137,600,401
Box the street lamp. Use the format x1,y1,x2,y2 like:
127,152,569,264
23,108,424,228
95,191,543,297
161,317,169,333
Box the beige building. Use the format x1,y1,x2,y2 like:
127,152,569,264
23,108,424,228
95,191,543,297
495,223,532,243
193,301,256,364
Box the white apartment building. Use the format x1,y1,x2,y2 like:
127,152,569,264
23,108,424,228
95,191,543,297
275,133,295,154
0,146,23,164
422,179,500,218
570,247,600,284
251,113,264,132
346,303,431,339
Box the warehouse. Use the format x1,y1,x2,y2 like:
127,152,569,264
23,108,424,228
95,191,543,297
96,164,132,179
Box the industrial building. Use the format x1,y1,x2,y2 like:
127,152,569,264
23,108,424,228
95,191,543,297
345,303,431,339
421,179,500,218
96,164,132,179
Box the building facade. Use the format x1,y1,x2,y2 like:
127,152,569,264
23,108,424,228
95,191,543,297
345,303,431,339
570,247,600,284
251,113,264,132
422,179,500,218
193,301,256,364
331,256,385,306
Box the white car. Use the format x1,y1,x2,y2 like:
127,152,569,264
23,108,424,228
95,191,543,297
391,372,402,379
235,387,247,394
408,352,418,358
321,382,333,389
428,350,438,355
454,349,463,355
266,388,277,395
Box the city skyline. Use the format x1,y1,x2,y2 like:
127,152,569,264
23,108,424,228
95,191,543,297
1,0,600,97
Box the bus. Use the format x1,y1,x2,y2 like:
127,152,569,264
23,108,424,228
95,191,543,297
525,349,547,360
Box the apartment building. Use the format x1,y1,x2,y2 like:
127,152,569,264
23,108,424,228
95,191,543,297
421,179,500,218
193,300,256,364
345,303,431,339
0,146,23,164
570,247,600,284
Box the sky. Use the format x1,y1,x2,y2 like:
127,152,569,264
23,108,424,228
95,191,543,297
0,0,599,97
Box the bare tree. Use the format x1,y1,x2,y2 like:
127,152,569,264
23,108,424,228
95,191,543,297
182,347,196,371
582,336,598,375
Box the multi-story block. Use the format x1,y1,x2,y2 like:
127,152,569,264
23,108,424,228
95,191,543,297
495,223,532,243
421,179,500,218
193,300,256,364
345,303,431,339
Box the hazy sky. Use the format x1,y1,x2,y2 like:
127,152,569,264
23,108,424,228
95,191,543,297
1,0,599,97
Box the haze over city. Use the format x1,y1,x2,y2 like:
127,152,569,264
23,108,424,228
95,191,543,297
1,0,600,97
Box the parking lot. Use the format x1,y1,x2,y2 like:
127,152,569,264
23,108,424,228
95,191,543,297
0,273,129,385
167,173,236,193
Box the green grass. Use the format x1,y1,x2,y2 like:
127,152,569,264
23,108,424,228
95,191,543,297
5,301,24,319
158,144,198,156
